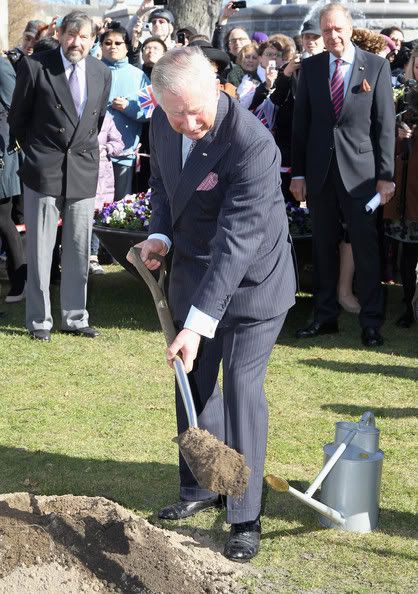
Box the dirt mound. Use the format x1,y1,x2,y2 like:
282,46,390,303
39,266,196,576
0,493,250,594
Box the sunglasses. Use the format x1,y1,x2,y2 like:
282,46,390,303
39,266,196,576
103,40,125,47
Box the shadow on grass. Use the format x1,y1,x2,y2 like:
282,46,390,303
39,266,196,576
0,269,161,334
300,358,418,383
0,445,179,514
278,287,418,359
262,481,416,541
321,403,418,419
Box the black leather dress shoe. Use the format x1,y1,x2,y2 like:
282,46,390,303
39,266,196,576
361,327,384,347
224,518,261,562
62,326,100,338
395,310,414,328
158,496,222,520
296,320,339,339
29,329,51,342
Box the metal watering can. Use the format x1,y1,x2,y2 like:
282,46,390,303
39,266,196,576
266,411,384,533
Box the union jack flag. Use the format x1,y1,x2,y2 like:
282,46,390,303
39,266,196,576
138,85,158,119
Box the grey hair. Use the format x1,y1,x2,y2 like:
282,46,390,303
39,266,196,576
319,3,353,27
61,11,94,36
151,47,217,106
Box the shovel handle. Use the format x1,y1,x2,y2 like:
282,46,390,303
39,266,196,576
128,245,199,429
128,246,177,345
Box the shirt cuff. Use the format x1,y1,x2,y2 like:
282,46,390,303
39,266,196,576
184,305,219,339
291,176,305,180
147,233,172,251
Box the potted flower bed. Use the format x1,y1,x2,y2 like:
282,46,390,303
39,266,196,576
94,192,312,286
93,192,151,279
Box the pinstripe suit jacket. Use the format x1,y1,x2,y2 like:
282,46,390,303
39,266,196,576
149,92,296,325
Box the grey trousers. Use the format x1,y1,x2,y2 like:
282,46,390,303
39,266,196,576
176,312,287,524
24,185,95,331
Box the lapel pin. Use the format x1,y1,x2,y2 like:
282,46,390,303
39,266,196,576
359,66,365,71
202,152,207,157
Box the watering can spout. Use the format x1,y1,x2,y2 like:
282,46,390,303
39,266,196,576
265,475,346,527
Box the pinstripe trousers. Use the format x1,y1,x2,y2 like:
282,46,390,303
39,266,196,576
176,311,287,524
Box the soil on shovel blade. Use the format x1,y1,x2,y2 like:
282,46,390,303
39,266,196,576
174,428,251,498
0,492,251,594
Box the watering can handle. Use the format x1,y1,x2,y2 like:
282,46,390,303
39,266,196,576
359,411,375,427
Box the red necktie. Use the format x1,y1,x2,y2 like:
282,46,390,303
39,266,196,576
331,58,344,120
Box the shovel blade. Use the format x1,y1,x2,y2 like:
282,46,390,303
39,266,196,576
174,428,251,498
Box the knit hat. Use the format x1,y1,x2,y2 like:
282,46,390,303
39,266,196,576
251,32,268,44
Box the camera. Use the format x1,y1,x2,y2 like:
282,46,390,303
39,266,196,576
231,1,247,9
177,32,186,45
5,48,23,67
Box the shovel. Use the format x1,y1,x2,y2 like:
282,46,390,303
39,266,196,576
128,246,250,497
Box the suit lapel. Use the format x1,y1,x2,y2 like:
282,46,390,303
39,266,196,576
170,93,231,226
317,52,335,120
340,47,366,120
44,48,79,126
165,125,182,192
73,56,103,141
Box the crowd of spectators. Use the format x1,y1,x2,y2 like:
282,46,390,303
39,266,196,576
0,0,417,335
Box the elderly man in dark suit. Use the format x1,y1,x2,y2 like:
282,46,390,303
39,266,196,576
128,47,296,561
9,11,111,342
291,2,395,347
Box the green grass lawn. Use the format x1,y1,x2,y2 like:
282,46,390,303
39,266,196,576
0,267,417,593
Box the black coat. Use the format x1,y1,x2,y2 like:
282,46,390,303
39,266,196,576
292,47,395,198
9,48,111,199
0,57,20,199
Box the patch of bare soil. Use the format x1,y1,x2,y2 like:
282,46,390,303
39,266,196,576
0,493,250,594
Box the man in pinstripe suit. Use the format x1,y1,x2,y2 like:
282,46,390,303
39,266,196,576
130,47,296,561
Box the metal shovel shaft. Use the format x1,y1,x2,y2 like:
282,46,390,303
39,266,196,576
173,356,198,429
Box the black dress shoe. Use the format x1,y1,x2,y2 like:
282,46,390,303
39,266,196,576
224,518,261,562
158,496,221,520
361,327,384,347
62,326,100,338
29,329,51,342
395,310,414,328
296,320,339,339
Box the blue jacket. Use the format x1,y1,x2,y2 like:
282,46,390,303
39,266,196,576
102,57,150,167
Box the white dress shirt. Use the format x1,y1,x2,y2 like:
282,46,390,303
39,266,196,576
60,48,88,118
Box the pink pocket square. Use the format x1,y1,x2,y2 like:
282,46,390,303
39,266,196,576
196,172,219,191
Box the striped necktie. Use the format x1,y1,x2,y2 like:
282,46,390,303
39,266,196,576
331,58,344,120
68,64,81,117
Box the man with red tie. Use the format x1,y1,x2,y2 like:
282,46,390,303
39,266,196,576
291,2,395,347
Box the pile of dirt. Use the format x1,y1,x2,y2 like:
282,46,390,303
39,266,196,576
0,493,250,594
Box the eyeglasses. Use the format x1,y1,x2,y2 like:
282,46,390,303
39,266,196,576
263,51,281,59
229,37,248,44
103,40,125,47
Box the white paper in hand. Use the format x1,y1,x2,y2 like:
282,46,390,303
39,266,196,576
365,193,381,213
